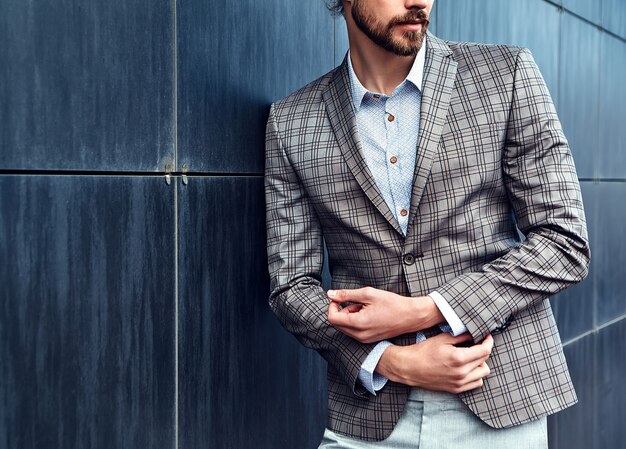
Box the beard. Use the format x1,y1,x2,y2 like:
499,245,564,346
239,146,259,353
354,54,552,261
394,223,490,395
351,2,429,56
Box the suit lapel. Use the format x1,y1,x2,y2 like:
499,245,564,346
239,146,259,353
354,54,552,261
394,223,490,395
406,34,458,239
323,58,404,235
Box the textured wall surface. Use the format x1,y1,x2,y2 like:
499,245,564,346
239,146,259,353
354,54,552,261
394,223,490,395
1,1,624,448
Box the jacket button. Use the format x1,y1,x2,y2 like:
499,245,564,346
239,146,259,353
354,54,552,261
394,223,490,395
403,254,415,265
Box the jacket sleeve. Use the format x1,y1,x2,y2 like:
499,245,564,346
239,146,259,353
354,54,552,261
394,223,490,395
436,48,591,342
264,104,375,397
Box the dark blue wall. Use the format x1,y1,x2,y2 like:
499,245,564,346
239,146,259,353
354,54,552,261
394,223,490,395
1,1,624,448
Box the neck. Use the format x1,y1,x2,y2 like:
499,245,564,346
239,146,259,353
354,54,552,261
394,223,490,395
347,25,416,96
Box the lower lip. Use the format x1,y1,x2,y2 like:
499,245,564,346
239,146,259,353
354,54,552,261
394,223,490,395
395,22,423,31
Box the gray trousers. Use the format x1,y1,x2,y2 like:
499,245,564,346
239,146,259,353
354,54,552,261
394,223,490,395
319,388,548,449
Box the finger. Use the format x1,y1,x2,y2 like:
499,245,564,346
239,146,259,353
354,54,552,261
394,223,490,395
482,334,494,352
463,361,491,383
328,302,347,325
435,331,473,345
456,342,492,366
339,303,363,313
454,378,485,393
328,302,359,328
327,288,368,303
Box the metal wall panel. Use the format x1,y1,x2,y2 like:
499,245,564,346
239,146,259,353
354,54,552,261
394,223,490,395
176,1,335,174
334,15,350,67
0,176,176,449
557,13,601,179
591,183,626,325
433,0,561,101
547,334,595,449
603,0,626,39
550,182,596,341
562,0,602,24
177,177,326,449
595,320,626,448
0,2,174,171
598,33,626,179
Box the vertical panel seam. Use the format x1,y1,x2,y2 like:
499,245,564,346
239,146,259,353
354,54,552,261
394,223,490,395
172,0,179,446
173,0,178,169
174,178,179,449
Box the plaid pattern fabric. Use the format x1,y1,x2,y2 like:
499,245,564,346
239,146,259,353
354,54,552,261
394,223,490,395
265,33,590,441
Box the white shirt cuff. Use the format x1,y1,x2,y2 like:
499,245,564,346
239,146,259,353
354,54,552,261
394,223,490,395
358,340,392,395
429,291,467,336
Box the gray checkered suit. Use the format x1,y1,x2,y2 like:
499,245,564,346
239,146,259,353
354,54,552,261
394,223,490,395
264,33,590,442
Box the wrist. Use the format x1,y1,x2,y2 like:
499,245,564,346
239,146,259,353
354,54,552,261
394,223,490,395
424,295,445,328
408,295,445,331
375,344,401,382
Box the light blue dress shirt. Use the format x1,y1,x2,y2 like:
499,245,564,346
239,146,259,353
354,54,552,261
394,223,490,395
346,46,468,394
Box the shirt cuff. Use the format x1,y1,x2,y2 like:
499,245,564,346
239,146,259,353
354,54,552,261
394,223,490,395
429,291,468,336
358,340,392,395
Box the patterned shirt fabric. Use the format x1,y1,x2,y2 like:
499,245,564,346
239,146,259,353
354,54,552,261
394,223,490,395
348,52,423,236
347,48,464,394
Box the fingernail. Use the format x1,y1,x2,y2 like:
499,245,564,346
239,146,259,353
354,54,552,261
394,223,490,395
327,290,337,297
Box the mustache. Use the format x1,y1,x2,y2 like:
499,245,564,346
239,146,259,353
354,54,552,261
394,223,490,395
389,9,430,28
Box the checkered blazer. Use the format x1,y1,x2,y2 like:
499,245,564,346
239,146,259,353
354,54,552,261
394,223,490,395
265,33,590,441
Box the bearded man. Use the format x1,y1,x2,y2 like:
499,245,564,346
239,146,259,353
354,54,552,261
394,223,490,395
264,1,590,447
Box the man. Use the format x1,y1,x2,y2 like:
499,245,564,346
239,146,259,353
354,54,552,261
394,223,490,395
265,0,590,447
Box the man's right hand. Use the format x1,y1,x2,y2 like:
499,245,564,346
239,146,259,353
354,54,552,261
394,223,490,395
376,333,494,394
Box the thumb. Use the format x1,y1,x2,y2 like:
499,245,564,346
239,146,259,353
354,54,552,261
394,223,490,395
327,288,364,303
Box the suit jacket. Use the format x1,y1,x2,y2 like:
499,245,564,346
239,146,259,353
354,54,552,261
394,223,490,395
264,33,590,442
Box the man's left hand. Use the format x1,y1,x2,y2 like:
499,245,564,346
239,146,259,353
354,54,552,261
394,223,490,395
327,287,445,343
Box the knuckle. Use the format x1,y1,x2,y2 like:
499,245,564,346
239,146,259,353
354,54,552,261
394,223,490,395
451,385,464,394
449,352,463,366
452,370,466,381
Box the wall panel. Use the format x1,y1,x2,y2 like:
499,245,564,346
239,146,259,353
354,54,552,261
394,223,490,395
548,334,596,449
0,176,176,449
602,0,626,39
434,0,561,100
594,320,626,448
591,183,626,325
557,14,600,178
334,15,350,67
176,1,335,174
0,2,174,171
177,177,326,449
598,33,626,179
562,0,602,24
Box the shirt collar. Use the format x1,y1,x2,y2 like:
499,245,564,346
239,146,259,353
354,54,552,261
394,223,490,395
347,39,427,112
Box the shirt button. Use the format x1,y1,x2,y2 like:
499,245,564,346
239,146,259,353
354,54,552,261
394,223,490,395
390,156,398,164
403,254,415,266
388,114,395,122
400,208,408,217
